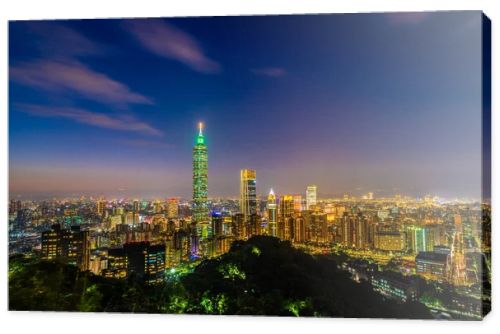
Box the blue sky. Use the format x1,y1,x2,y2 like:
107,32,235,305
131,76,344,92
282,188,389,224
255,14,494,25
9,11,485,199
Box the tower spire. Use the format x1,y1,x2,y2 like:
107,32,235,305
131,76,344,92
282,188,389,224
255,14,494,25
198,122,203,136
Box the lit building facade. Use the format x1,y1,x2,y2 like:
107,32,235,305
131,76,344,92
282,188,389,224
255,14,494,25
41,224,90,271
267,189,277,237
105,242,166,284
374,231,405,252
240,169,257,222
416,251,449,281
192,122,209,223
306,185,317,210
167,198,179,219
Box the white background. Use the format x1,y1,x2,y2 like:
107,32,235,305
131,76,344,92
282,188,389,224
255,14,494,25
0,1,498,333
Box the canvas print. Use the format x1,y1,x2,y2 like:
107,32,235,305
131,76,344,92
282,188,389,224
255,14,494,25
8,11,491,320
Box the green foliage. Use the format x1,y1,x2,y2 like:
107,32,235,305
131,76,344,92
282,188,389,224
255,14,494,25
9,237,432,318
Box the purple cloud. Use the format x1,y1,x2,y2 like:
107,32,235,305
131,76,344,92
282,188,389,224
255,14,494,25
251,67,286,77
21,21,106,59
117,138,173,148
16,103,163,137
385,12,431,25
10,60,153,106
124,19,221,74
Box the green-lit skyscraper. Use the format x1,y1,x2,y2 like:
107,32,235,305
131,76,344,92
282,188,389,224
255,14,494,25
192,122,209,223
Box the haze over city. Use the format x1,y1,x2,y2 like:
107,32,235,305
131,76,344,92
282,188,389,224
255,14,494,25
9,12,485,199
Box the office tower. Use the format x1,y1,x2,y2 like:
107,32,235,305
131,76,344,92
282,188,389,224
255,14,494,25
280,195,294,218
192,122,209,223
374,231,405,251
105,242,166,284
340,211,369,249
96,199,105,216
240,169,257,221
306,185,317,210
267,189,277,237
167,198,179,219
133,199,140,213
305,212,328,243
211,211,224,238
405,226,434,254
293,216,306,243
247,213,262,238
41,224,90,271
293,195,303,212
105,248,128,279
166,229,189,268
415,252,449,280
278,195,294,240
232,213,246,240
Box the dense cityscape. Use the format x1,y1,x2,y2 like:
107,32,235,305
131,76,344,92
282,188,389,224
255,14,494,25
9,123,491,319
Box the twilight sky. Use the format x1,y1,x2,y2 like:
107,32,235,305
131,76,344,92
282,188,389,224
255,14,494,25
9,11,485,199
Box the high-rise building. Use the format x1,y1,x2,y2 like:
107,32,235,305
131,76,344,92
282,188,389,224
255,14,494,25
306,185,317,210
280,195,294,218
232,213,246,240
105,242,166,284
240,169,257,221
96,199,105,216
267,189,277,237
293,216,307,243
247,213,262,238
278,195,294,240
211,212,224,238
41,224,90,271
340,211,370,249
374,231,405,251
293,195,303,212
167,198,179,219
305,211,328,243
133,200,140,213
415,252,449,280
192,122,209,223
405,225,434,254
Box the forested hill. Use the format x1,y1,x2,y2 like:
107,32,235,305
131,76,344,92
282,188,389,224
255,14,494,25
9,236,431,318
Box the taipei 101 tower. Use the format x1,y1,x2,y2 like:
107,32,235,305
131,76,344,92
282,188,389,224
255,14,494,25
192,122,209,224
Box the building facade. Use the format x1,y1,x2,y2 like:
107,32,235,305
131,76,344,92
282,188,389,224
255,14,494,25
192,123,209,223
240,169,257,222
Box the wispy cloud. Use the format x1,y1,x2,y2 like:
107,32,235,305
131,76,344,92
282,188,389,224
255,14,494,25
15,103,163,137
18,21,107,59
385,12,431,25
10,60,153,106
116,138,173,148
124,19,221,74
251,67,286,77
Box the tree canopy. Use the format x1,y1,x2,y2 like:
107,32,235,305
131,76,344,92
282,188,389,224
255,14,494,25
9,236,431,318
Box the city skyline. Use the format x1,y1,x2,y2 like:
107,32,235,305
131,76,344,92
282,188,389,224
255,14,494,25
9,12,486,200
8,12,491,320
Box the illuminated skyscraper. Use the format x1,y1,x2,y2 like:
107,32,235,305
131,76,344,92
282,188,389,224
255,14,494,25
133,200,140,213
293,195,303,212
306,185,317,210
41,224,90,271
96,198,105,216
278,195,294,240
192,122,209,223
267,189,277,237
240,169,257,221
167,198,179,219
